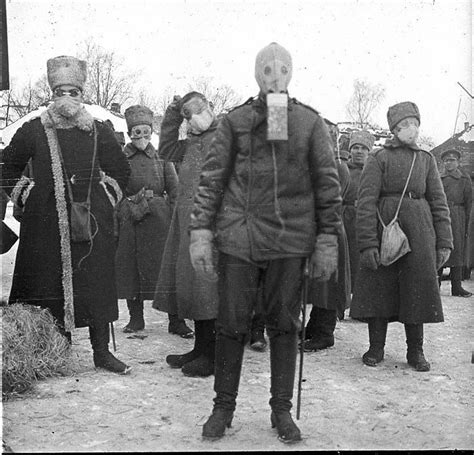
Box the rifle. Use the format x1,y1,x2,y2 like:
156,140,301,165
296,258,310,420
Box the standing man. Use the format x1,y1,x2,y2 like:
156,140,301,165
153,92,219,377
115,105,179,333
189,42,342,443
1,56,131,374
438,149,472,297
343,130,374,292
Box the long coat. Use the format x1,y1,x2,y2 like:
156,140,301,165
350,138,453,324
309,159,351,316
190,95,342,262
115,142,178,300
1,106,130,330
343,161,364,291
439,168,472,267
153,107,219,320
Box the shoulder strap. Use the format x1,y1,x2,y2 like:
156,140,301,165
48,112,97,204
377,152,417,226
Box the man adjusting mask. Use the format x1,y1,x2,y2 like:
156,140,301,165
181,94,216,135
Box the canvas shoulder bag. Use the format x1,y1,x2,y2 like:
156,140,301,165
377,152,416,266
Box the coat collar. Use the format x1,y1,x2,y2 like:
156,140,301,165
440,168,462,179
123,142,157,159
384,136,424,151
41,103,94,132
348,161,364,170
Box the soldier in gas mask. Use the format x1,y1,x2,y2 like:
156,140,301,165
189,42,342,443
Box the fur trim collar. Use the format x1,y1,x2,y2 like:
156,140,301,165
41,103,94,131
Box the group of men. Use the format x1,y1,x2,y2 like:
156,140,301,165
1,42,472,444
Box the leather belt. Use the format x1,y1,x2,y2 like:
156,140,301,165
380,191,424,199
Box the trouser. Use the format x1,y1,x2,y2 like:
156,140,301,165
212,253,304,411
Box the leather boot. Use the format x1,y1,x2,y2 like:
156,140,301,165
123,297,145,333
269,332,301,444
405,323,430,372
362,318,387,366
202,332,245,440
168,313,194,338
303,308,336,352
166,319,205,369
182,319,216,377
90,324,131,374
451,267,473,297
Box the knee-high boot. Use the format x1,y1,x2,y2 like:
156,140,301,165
269,332,301,443
451,267,473,297
166,319,206,369
362,318,388,366
90,323,131,374
202,332,245,440
123,297,145,333
405,323,430,372
182,319,216,377
303,308,337,351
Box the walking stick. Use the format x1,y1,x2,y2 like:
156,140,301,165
110,322,117,352
296,258,310,420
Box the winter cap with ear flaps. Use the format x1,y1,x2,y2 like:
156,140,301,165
124,105,154,130
47,56,87,91
349,130,375,151
387,101,420,132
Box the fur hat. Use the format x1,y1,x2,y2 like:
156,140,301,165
441,149,461,161
349,130,374,151
47,56,87,91
387,101,420,132
124,105,154,130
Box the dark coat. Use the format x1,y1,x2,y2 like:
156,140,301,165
153,110,219,320
1,108,130,328
309,159,351,315
350,138,453,324
115,142,178,300
190,96,342,262
343,162,364,291
439,168,472,267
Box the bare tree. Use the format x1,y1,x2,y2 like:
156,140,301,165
346,79,385,128
79,39,138,109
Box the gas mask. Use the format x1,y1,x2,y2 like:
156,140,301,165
394,117,419,146
181,96,215,135
54,95,82,118
255,43,292,141
130,124,152,151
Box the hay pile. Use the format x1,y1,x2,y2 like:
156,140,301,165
2,304,72,398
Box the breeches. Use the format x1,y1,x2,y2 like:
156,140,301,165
216,252,304,339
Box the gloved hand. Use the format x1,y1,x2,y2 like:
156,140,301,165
189,229,218,281
165,95,183,122
436,248,451,270
309,233,338,281
360,247,380,270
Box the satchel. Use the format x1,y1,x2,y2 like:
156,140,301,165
377,152,416,266
128,188,151,223
70,201,92,243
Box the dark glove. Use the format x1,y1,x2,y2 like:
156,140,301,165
360,247,380,270
436,248,451,270
189,229,218,281
309,233,338,281
165,95,183,122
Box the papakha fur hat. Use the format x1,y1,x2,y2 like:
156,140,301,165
387,101,420,132
47,56,87,91
349,130,375,151
124,105,154,130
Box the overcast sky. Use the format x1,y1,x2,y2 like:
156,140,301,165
5,0,473,144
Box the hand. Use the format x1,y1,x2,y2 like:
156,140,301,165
189,229,218,281
360,247,380,270
309,233,338,281
165,95,184,122
436,248,451,270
